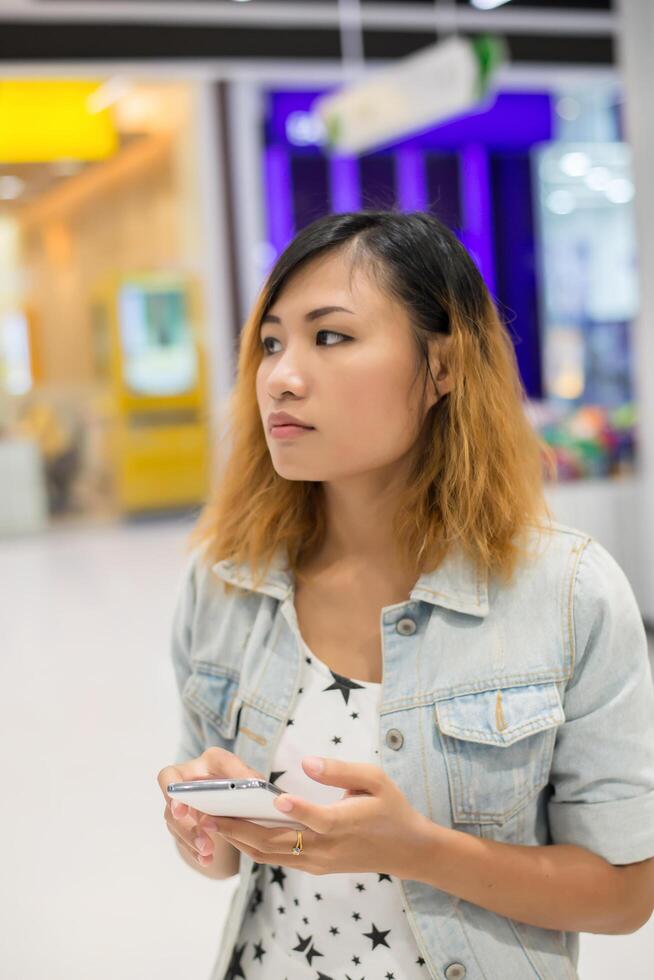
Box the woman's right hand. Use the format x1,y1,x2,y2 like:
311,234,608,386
157,747,265,867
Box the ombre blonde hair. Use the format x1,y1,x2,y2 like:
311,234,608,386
189,210,557,594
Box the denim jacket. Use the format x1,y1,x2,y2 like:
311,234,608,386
170,520,654,980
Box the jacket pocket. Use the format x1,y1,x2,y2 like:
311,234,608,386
182,668,243,745
435,680,564,824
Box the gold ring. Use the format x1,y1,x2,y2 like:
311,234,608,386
291,830,303,855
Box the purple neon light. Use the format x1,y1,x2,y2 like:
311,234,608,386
459,143,496,295
264,146,295,257
329,156,361,212
395,148,427,211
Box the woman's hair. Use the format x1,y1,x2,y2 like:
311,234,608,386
189,209,557,594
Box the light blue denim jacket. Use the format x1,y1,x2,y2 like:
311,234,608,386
170,520,654,980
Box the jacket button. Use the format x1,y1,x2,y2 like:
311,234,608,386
396,617,416,635
385,728,404,750
444,965,466,980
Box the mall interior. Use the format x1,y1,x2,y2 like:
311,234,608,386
2,1,654,978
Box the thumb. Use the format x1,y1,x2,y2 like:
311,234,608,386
202,747,265,781
301,756,379,793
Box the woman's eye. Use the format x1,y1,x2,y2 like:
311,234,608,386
260,330,349,355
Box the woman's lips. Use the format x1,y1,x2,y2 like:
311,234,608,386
270,424,315,439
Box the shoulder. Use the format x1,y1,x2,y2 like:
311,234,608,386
528,522,645,674
519,520,638,620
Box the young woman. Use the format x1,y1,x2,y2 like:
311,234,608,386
158,210,654,980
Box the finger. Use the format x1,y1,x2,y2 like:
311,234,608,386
164,806,214,863
301,757,384,794
201,816,313,853
268,796,332,834
158,765,197,821
170,825,215,866
163,800,202,837
158,751,266,820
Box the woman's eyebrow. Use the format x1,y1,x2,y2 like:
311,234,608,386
261,305,355,325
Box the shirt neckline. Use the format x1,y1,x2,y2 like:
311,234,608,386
300,636,382,688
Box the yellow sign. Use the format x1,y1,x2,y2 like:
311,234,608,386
0,80,118,163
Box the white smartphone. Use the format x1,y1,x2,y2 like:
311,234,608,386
167,777,307,830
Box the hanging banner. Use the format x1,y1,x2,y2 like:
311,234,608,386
314,34,506,155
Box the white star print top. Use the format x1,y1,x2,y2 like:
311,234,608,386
226,637,429,980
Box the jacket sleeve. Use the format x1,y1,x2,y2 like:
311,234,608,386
169,547,208,764
547,536,654,865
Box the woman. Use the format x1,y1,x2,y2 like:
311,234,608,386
158,210,654,980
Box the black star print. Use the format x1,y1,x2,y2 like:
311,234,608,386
252,940,266,962
322,670,366,705
314,892,323,901
350,711,359,719
351,911,361,921
355,882,365,892
306,944,324,966
247,885,263,913
385,972,396,979
298,687,303,693
302,916,309,925
352,954,361,965
377,873,393,883
292,932,312,953
276,905,285,914
223,941,247,979
363,922,391,950
316,974,336,980
270,865,287,889
416,955,426,965
268,771,286,785
293,897,299,905
286,718,294,726
331,735,342,744
329,925,339,935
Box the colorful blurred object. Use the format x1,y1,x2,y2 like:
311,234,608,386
0,80,118,163
526,400,636,481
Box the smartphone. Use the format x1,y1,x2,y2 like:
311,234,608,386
167,777,307,830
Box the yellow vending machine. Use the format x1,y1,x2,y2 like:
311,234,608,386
91,272,210,515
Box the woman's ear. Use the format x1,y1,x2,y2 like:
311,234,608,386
431,334,454,398
435,361,453,397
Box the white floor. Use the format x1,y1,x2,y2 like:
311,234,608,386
1,519,653,980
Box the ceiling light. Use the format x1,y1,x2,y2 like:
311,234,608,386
559,151,590,178
605,178,634,204
470,0,513,9
556,97,580,122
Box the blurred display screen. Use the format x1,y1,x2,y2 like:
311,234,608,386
1,310,32,396
533,142,637,407
118,284,197,396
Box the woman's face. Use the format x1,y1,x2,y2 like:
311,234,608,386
256,247,449,484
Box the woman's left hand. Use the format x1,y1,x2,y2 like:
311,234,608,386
197,755,430,878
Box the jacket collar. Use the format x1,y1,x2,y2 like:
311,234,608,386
212,542,489,618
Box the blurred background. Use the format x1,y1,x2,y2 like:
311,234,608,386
1,1,653,977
